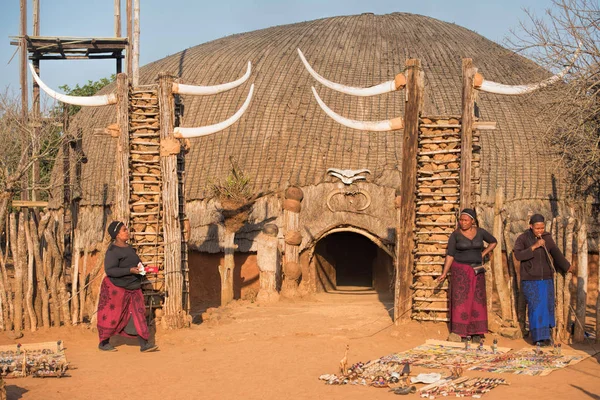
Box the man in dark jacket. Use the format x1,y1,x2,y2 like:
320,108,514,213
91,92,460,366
514,214,571,346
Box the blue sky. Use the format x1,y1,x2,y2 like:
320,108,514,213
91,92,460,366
0,0,553,103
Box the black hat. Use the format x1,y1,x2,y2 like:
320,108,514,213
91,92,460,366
529,214,545,225
107,221,124,240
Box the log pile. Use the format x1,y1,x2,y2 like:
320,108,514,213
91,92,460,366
128,88,165,292
411,116,480,322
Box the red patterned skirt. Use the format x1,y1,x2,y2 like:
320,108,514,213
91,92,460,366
449,261,488,336
97,277,149,342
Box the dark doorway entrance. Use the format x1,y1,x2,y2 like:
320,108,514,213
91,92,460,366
314,231,392,291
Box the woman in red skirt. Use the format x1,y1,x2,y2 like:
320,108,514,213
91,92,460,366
97,221,158,352
436,209,497,343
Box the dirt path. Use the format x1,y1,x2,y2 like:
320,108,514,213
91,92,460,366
1,292,598,400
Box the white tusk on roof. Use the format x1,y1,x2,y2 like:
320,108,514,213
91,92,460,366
476,44,582,95
28,63,116,106
298,49,405,97
173,84,254,138
173,61,252,95
311,87,403,131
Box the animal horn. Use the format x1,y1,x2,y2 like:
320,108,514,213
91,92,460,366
29,63,117,106
475,44,582,95
311,87,403,131
172,61,252,95
173,84,254,138
298,49,405,96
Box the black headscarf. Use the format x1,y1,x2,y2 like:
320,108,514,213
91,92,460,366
529,214,545,225
107,221,124,240
460,208,479,226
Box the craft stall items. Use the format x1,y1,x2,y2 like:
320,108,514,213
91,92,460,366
0,341,68,378
378,340,511,370
468,347,587,376
318,340,511,388
419,376,508,399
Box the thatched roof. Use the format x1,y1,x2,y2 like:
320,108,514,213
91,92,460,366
59,12,565,207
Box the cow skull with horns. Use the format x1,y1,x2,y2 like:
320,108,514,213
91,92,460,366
298,48,405,131
29,62,254,138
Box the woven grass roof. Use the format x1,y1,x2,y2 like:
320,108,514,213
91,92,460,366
60,12,564,206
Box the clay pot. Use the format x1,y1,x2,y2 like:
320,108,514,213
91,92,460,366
283,199,301,213
284,186,304,201
284,261,301,280
284,230,302,246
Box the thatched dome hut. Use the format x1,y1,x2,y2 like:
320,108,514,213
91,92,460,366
56,12,578,309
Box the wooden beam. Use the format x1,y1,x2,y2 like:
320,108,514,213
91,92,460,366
114,74,130,222
460,59,476,210
158,73,185,327
11,200,48,208
394,59,424,323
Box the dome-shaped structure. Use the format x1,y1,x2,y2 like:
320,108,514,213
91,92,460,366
68,12,561,208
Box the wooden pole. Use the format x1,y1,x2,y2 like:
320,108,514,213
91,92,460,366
502,214,522,329
114,0,121,37
29,216,49,329
597,249,600,344
19,0,29,202
31,60,40,202
115,74,130,222
19,0,28,119
79,246,88,323
132,0,140,87
574,220,588,342
24,216,37,331
10,213,23,335
562,216,575,341
32,1,40,202
158,73,186,328
71,246,80,325
459,59,476,210
492,187,512,322
394,59,423,323
126,0,132,79
33,0,40,35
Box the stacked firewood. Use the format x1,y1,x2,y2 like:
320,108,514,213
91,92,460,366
411,117,462,322
411,116,481,321
128,88,164,290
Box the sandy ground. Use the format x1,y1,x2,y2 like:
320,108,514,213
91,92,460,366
0,292,598,400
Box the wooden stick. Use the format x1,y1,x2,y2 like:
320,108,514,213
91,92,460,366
552,218,565,342
10,213,23,335
114,0,121,37
71,246,80,325
502,213,520,329
132,0,140,86
44,220,61,326
562,216,575,342
79,246,88,323
574,219,587,342
492,188,512,322
29,216,49,329
24,215,37,331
